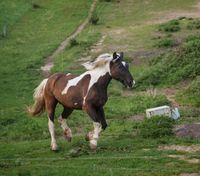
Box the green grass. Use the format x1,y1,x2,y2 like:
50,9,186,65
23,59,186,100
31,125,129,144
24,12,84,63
1,0,200,175
137,38,200,88
176,76,200,106
158,19,181,32
0,0,92,108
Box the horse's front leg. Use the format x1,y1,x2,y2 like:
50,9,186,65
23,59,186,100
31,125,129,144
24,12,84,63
85,105,106,149
58,108,73,142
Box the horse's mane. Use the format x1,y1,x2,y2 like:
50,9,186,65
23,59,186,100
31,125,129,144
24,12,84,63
82,53,113,70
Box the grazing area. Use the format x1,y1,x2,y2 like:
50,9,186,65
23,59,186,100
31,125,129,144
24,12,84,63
0,0,200,175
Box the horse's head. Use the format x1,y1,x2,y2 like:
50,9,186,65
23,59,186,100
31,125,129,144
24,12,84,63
110,52,135,88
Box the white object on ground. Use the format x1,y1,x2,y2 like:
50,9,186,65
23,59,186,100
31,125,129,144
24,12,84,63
171,107,180,120
146,105,180,119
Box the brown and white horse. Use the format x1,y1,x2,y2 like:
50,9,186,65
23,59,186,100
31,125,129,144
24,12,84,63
28,52,135,150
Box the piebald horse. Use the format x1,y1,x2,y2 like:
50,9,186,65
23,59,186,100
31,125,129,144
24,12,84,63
28,52,135,150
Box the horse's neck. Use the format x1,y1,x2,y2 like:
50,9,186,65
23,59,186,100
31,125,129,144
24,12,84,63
86,67,112,91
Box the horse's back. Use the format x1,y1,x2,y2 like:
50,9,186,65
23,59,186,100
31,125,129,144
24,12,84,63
45,73,75,95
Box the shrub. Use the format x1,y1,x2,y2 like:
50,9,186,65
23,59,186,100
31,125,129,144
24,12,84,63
90,13,99,25
155,38,175,48
32,3,41,9
158,19,180,32
138,39,200,87
186,35,200,42
176,76,200,106
187,19,200,30
69,38,78,47
139,116,175,138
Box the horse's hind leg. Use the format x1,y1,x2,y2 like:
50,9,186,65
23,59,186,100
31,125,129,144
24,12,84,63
46,96,58,151
58,108,73,142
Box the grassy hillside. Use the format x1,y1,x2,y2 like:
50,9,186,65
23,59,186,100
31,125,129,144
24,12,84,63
1,0,200,175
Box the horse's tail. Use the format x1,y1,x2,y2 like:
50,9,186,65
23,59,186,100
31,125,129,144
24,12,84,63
27,79,48,116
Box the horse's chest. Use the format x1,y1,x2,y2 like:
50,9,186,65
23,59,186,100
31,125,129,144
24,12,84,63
86,89,108,106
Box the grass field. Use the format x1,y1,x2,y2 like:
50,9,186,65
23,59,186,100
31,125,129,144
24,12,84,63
0,0,200,175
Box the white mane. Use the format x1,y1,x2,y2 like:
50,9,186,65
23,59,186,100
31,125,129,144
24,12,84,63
82,53,113,70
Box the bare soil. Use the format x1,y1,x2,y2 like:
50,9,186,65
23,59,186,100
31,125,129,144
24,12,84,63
174,124,200,138
180,173,200,176
159,144,200,153
168,154,200,164
151,1,200,24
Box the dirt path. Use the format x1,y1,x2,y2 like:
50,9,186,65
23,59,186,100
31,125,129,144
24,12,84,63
41,0,98,77
150,1,200,24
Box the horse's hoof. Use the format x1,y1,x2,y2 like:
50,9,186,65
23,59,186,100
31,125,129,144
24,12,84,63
89,143,97,150
51,144,59,151
89,139,97,150
64,129,72,142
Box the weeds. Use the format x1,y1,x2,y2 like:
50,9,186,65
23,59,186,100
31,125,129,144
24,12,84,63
138,116,175,138
187,19,200,30
70,38,79,47
158,19,180,32
138,38,200,87
90,13,99,25
176,76,200,106
154,37,175,48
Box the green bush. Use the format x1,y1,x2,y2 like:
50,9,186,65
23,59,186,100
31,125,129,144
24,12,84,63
158,19,181,32
69,38,78,47
186,35,200,42
176,76,200,106
187,19,200,30
155,38,175,48
90,13,99,25
139,116,175,138
138,39,200,87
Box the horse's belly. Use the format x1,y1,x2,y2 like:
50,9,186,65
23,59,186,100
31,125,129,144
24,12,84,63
56,91,84,110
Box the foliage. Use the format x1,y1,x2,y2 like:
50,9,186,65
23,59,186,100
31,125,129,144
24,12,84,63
158,19,181,32
186,34,200,42
90,13,99,25
187,19,200,29
154,37,175,48
70,38,79,47
138,116,175,138
105,95,169,119
176,76,200,106
138,39,200,87
1,0,200,175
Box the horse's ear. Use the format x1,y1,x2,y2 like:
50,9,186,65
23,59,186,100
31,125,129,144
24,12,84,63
120,52,124,59
113,52,118,59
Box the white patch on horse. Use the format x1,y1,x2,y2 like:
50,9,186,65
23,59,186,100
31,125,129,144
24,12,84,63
66,73,71,76
61,73,86,94
48,119,58,150
132,80,136,86
74,102,78,106
62,53,113,96
122,61,126,67
90,122,102,147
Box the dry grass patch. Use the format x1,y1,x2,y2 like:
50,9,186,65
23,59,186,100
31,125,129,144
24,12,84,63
159,144,200,153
